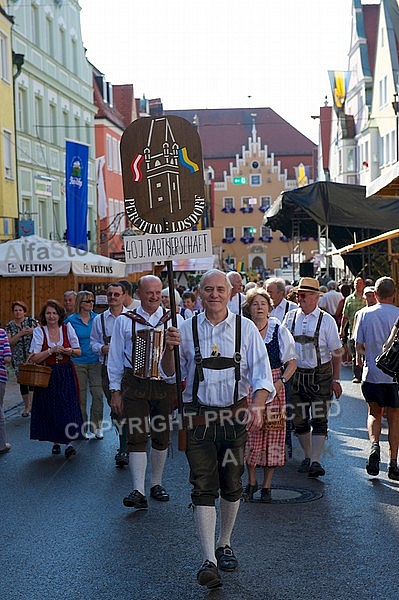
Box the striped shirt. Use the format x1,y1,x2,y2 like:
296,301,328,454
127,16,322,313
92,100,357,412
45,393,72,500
0,328,12,383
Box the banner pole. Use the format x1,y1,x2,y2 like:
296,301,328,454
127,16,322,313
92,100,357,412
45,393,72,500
163,220,186,450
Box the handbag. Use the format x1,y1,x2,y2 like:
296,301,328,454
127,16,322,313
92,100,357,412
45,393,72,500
262,405,286,431
375,334,399,379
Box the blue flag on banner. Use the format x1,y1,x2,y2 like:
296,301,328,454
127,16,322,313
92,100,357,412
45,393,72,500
65,140,89,249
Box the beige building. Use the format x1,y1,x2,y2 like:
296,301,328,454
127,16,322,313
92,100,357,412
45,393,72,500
213,122,317,280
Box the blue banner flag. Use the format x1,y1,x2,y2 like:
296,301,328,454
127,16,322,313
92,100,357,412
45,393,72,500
65,140,89,249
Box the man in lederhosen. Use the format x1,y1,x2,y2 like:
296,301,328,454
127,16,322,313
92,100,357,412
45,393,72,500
161,269,274,589
108,275,182,509
282,277,343,478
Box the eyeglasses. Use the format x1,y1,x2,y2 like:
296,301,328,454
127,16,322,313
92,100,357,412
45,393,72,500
82,299,94,303
297,292,316,299
107,292,122,298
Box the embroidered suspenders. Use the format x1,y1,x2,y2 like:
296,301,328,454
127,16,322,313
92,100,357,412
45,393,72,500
290,309,324,368
100,313,110,365
191,314,242,405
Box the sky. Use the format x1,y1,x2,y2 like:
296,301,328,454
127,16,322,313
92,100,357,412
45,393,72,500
79,0,378,143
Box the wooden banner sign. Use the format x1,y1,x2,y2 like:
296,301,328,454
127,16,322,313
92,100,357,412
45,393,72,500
120,116,205,234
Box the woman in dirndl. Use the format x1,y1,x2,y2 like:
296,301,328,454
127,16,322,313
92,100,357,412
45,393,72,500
29,299,84,459
243,287,297,503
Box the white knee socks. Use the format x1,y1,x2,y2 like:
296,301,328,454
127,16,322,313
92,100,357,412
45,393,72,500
128,451,147,495
150,447,168,488
194,505,217,564
128,448,168,495
217,498,240,548
311,434,326,463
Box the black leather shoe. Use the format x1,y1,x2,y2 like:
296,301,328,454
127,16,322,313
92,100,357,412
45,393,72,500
123,490,148,509
242,482,258,502
196,560,222,589
150,485,169,502
366,443,380,476
298,457,311,473
308,461,325,478
115,450,129,468
215,545,238,572
388,464,399,480
65,445,76,460
260,488,272,503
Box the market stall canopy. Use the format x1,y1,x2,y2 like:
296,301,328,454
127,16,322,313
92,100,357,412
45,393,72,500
0,235,126,278
326,228,399,256
366,162,399,198
264,181,399,274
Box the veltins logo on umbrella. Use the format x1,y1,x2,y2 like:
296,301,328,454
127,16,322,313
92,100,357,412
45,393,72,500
120,116,205,234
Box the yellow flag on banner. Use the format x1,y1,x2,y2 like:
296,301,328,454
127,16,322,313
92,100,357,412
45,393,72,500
328,71,351,114
295,163,309,187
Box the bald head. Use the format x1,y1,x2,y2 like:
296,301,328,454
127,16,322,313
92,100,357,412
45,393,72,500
137,275,162,314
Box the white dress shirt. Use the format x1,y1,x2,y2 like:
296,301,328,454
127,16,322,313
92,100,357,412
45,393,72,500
160,309,275,407
107,305,183,390
269,298,297,323
90,307,127,365
282,307,341,368
227,292,246,315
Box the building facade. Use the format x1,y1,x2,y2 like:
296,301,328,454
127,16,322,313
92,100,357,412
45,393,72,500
213,120,317,280
316,0,399,191
92,65,138,258
8,0,97,244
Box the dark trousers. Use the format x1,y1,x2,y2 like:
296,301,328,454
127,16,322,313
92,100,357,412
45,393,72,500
186,407,247,507
102,364,126,451
289,362,333,436
122,368,175,452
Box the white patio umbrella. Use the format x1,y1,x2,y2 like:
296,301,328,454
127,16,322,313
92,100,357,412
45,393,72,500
0,235,126,314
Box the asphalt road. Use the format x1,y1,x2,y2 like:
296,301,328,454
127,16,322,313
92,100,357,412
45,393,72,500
1,366,399,600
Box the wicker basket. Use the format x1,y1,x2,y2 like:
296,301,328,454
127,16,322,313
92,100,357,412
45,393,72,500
17,363,52,388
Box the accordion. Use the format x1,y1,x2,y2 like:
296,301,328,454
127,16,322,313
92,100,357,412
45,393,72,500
133,328,164,379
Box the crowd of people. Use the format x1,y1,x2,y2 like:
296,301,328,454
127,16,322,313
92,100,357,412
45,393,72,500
1,269,399,589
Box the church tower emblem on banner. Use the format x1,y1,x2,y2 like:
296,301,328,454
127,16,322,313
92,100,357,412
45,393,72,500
121,116,205,234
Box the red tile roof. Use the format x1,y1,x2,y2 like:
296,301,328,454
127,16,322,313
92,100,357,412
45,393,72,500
163,107,316,180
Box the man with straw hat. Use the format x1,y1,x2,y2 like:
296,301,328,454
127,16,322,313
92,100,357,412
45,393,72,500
282,277,343,478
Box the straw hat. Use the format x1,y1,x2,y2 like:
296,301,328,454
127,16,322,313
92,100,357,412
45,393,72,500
294,277,323,294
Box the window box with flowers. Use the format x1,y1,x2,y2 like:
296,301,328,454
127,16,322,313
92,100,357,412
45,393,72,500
259,235,273,243
222,237,236,244
279,235,291,242
240,206,254,214
259,206,269,213
240,236,255,244
221,207,236,213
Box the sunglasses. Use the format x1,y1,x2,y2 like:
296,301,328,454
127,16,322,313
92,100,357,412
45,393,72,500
297,292,317,299
82,299,94,303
